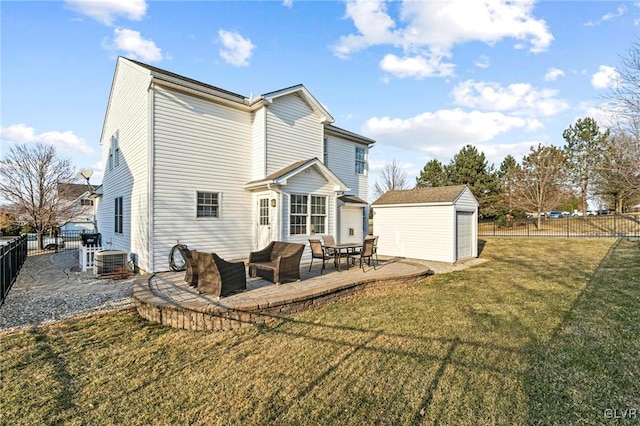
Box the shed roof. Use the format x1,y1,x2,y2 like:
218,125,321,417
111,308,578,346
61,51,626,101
372,185,470,206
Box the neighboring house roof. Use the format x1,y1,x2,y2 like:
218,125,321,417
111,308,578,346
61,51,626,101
325,124,375,146
57,183,91,200
244,158,350,192
372,185,474,206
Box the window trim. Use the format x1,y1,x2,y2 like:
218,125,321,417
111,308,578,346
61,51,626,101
289,193,327,236
195,190,221,219
114,197,123,234
355,146,366,175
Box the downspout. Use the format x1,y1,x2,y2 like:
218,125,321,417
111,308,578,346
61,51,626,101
147,80,155,272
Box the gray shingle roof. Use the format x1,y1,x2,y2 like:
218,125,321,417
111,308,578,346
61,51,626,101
372,185,469,205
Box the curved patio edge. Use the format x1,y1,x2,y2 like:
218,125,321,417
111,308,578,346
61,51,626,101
134,260,433,331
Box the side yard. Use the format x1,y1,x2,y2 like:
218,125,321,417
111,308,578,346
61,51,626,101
1,238,638,425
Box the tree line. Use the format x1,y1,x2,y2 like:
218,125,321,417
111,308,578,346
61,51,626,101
373,38,640,223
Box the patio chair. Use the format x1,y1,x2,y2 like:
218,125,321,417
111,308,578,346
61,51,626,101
308,239,332,274
367,235,379,266
248,241,305,284
191,251,247,297
347,237,376,270
321,234,337,254
175,245,198,287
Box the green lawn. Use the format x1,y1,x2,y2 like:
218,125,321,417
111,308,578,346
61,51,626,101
2,238,639,425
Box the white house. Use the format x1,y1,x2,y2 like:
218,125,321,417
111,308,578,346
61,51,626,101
372,185,478,263
95,57,374,273
57,183,97,234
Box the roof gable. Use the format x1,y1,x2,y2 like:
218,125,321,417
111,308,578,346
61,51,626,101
244,158,349,192
261,85,334,124
372,185,474,206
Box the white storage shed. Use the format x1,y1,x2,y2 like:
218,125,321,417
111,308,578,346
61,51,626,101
372,185,478,263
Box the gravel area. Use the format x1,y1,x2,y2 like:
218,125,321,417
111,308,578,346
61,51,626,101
0,251,136,333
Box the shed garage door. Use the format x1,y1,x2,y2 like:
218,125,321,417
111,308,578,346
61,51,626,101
456,211,473,260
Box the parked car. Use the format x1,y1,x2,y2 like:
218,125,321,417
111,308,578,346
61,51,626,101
26,233,65,250
547,211,563,218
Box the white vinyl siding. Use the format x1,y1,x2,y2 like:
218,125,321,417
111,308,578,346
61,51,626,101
374,204,456,263
339,207,364,244
324,135,369,202
151,86,253,270
265,94,323,174
97,59,151,268
251,108,266,179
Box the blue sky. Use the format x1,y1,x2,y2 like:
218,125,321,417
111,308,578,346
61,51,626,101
1,1,637,189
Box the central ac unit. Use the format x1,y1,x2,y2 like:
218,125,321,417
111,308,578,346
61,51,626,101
94,249,128,277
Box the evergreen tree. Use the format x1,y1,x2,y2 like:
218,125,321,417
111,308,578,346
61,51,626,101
562,117,610,217
415,159,448,188
447,145,500,217
497,154,521,211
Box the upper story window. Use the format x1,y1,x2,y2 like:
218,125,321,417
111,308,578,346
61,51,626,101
355,146,366,175
108,131,119,171
114,197,123,234
81,199,94,207
197,191,220,218
112,132,120,167
323,137,329,166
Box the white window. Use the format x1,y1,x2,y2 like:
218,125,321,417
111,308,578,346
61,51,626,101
112,132,120,167
114,197,123,234
289,194,327,235
259,198,269,225
290,194,307,235
196,192,219,218
323,137,329,166
355,146,366,174
310,195,326,234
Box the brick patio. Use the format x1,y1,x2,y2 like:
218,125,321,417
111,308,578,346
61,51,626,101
134,258,432,331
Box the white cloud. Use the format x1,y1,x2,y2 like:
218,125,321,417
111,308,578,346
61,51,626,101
0,124,94,155
379,53,455,79
334,0,553,78
104,28,164,62
65,0,147,26
544,67,564,81
601,5,627,21
474,55,490,69
218,30,255,67
363,109,540,154
452,80,569,117
591,65,619,89
282,0,293,8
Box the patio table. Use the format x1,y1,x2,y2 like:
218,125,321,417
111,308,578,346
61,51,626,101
323,243,362,271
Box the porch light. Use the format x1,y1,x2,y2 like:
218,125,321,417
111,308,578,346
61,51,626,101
270,199,277,207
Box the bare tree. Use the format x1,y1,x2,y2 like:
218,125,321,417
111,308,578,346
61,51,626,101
513,144,566,229
607,37,640,136
0,143,76,249
372,159,409,201
594,132,640,213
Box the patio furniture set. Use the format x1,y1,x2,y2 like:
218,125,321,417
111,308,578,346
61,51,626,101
175,235,379,299
308,235,379,274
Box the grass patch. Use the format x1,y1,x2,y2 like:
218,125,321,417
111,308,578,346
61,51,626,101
1,238,638,425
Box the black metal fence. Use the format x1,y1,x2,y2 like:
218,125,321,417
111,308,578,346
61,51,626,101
479,214,640,238
23,230,92,256
1,235,27,306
